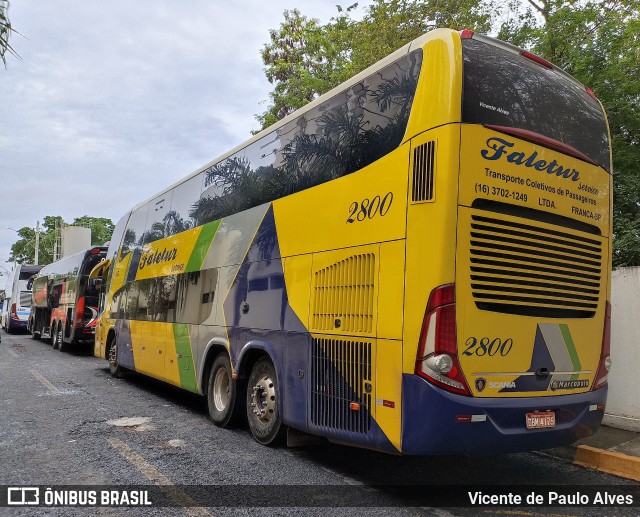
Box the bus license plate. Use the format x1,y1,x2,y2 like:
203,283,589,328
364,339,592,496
526,411,556,429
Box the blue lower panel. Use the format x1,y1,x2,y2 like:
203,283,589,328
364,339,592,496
310,419,399,454
115,320,136,371
402,374,607,456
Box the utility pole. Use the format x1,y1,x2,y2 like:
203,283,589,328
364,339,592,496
34,220,40,265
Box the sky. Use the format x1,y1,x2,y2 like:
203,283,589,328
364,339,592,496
0,0,374,270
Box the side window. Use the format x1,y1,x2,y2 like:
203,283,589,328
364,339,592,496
110,285,126,319
190,49,422,223
136,278,155,321
49,284,62,309
107,214,130,261
196,165,228,226
169,174,201,235
198,268,217,324
143,193,173,244
124,283,140,321
121,205,149,284
122,205,149,258
174,272,201,324
167,268,218,325
163,275,177,323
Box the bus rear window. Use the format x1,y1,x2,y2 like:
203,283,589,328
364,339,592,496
462,38,610,172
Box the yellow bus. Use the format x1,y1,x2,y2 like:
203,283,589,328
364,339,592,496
93,28,612,454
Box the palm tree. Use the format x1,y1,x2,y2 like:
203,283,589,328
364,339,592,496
0,0,17,67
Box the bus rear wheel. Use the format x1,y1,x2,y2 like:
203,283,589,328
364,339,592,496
108,340,124,378
207,354,244,428
52,323,61,350
54,326,67,352
246,357,285,446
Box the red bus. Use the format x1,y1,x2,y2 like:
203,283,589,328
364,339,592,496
29,246,107,351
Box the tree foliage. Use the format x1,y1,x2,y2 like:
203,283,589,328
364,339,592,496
259,0,640,266
8,216,115,265
257,0,492,129
498,0,640,267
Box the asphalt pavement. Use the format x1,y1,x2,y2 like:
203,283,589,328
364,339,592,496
1,327,638,516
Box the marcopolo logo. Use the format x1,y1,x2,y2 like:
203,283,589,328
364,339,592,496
481,137,581,182
550,379,590,391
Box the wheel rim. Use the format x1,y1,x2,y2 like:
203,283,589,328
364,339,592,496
213,367,230,412
109,341,117,367
250,373,276,424
56,329,63,349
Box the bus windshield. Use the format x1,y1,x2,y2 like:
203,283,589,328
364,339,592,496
462,38,610,171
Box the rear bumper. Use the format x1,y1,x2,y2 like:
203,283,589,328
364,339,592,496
74,327,96,344
9,319,27,329
401,374,607,456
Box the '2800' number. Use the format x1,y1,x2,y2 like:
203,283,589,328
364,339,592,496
347,192,393,223
463,337,513,357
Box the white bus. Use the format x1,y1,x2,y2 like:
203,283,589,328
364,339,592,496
1,264,42,333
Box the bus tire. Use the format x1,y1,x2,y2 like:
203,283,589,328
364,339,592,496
58,328,68,353
108,339,124,378
207,354,244,428
58,329,69,352
246,356,285,446
52,323,61,350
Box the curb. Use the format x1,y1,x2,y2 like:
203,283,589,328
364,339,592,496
544,445,640,482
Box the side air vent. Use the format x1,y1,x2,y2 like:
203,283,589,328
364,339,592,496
311,338,372,434
312,253,375,333
412,141,435,202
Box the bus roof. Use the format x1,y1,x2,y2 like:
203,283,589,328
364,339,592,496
36,246,108,279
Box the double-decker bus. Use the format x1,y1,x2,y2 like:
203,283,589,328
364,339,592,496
2,264,42,333
29,246,107,351
94,28,612,455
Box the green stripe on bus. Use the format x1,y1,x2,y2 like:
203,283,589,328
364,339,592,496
173,323,198,393
186,219,220,272
559,324,581,381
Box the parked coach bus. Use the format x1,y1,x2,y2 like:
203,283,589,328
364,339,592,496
29,246,107,351
2,264,42,333
93,28,612,455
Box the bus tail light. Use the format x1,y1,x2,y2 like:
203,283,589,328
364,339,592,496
415,284,471,396
520,50,553,69
593,301,611,390
74,296,85,328
585,86,598,100
10,303,19,321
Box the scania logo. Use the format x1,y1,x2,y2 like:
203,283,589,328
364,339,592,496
489,381,516,389
475,378,486,392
